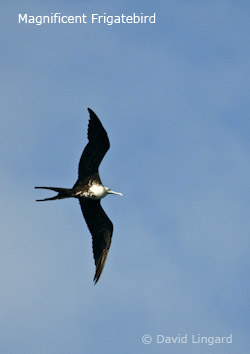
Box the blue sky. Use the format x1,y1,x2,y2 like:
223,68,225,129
1,1,250,353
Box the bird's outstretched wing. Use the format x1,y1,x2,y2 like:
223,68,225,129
79,198,113,284
77,108,110,182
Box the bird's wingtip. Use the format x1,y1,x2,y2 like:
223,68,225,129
93,269,101,285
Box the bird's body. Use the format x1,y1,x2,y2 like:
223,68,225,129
74,183,107,199
35,108,122,284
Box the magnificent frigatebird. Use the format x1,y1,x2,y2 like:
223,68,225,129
35,108,122,284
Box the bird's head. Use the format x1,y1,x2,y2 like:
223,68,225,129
105,187,123,196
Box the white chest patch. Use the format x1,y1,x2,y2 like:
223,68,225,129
89,184,107,199
75,184,108,200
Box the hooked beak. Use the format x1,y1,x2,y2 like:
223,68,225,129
108,190,123,196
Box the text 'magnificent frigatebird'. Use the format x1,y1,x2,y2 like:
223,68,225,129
35,108,122,284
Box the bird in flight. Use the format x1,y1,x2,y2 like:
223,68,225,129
35,108,122,284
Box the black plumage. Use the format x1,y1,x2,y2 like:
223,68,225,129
35,108,122,284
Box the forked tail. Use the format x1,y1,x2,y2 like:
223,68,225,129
35,186,72,202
